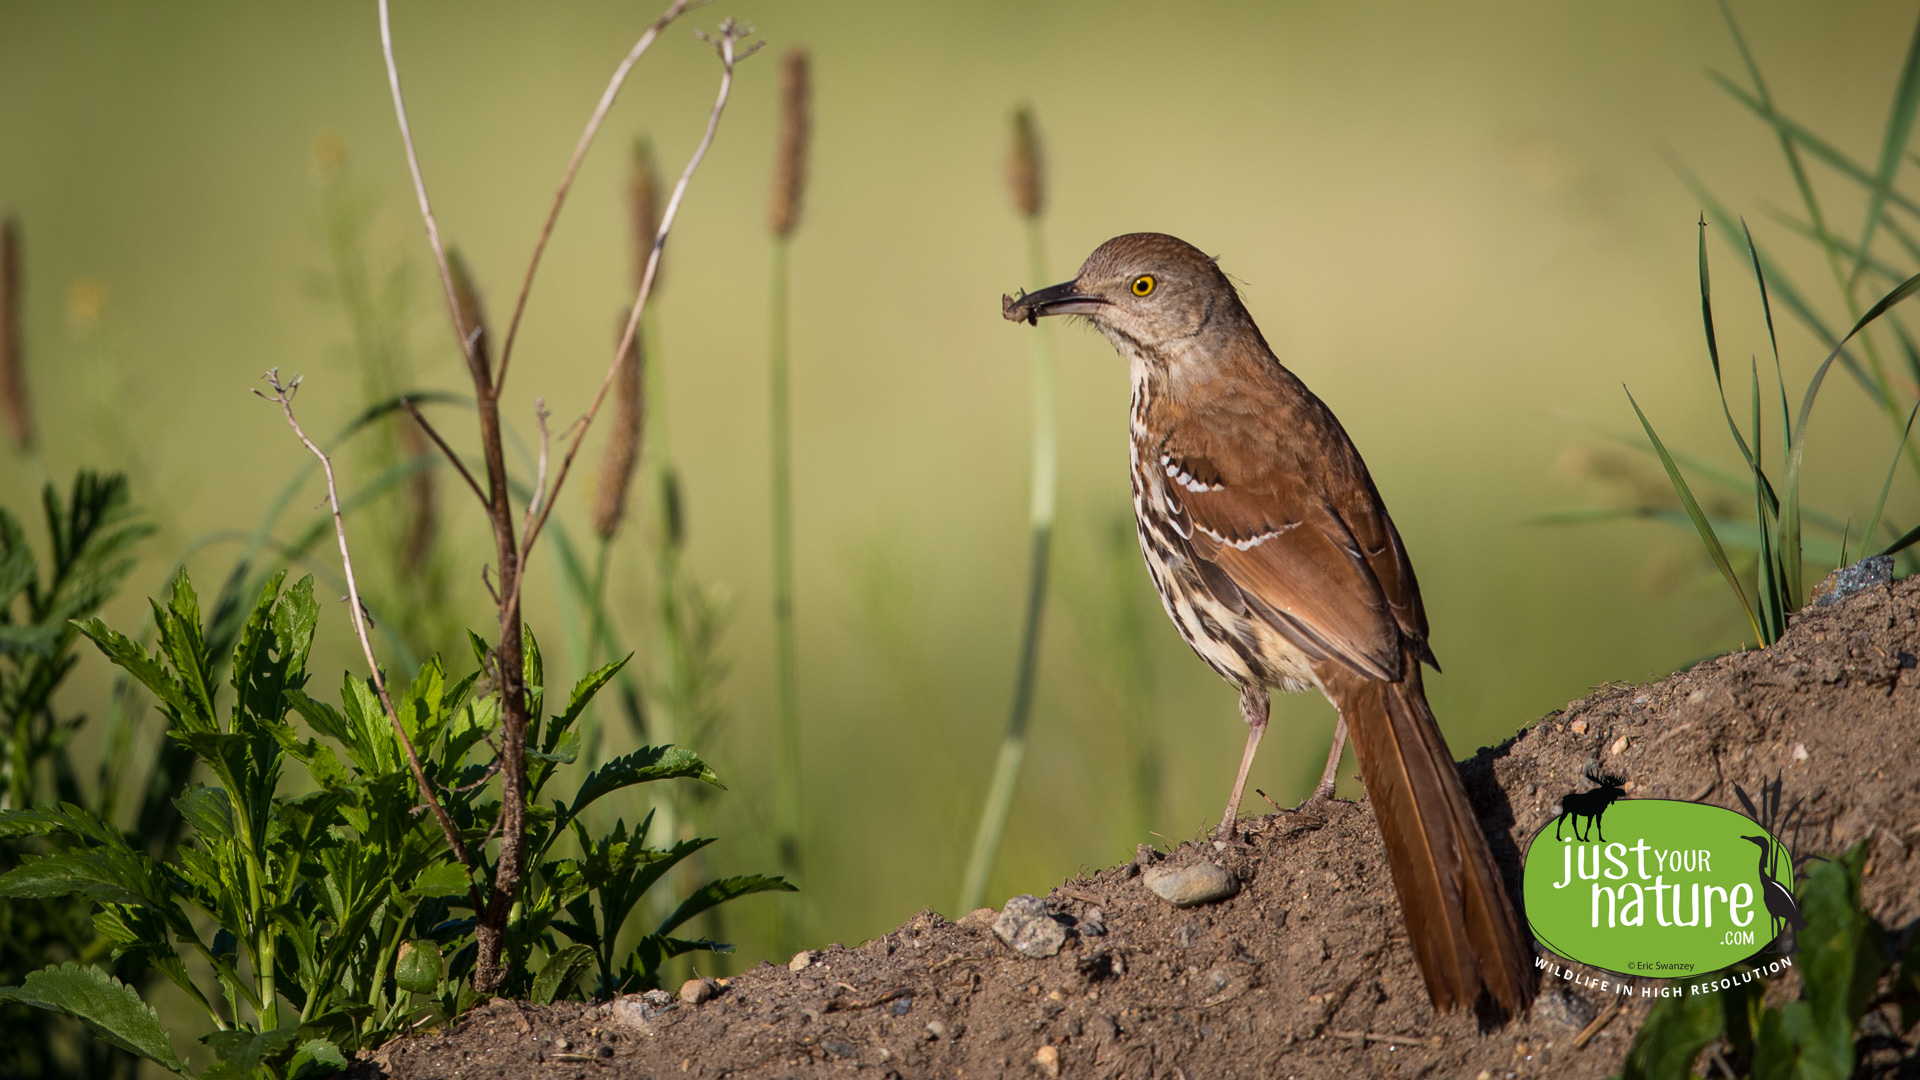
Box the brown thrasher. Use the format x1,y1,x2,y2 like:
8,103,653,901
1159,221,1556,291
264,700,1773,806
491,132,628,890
1003,232,1534,1015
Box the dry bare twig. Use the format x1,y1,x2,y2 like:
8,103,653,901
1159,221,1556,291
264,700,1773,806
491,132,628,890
399,397,488,507
491,0,707,394
255,370,481,904
507,19,762,617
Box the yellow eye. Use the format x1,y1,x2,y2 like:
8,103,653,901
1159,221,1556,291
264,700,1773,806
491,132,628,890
1131,275,1156,297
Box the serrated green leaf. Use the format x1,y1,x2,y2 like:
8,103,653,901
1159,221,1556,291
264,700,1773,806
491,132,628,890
204,1022,300,1080
289,1037,349,1080
0,852,153,908
406,861,472,900
1618,974,1725,1080
0,962,188,1073
564,746,719,826
656,874,795,938
531,944,596,1005
175,784,236,841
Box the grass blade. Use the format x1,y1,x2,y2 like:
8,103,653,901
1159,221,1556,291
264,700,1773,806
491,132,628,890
1851,9,1920,287
1625,387,1763,644
1762,206,1913,285
1782,269,1920,607
1715,0,1852,284
1880,520,1920,558
1862,398,1920,555
1669,153,1879,399
1742,219,1796,452
1700,218,1764,481
1707,70,1920,222
1750,363,1783,642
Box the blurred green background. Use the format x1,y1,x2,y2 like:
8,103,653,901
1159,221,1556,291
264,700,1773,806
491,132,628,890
4,0,1918,976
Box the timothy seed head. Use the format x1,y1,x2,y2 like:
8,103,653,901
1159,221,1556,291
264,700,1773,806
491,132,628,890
768,48,811,238
1,216,31,451
445,247,492,384
630,136,664,294
399,417,439,571
1007,107,1044,219
593,309,646,541
660,465,685,553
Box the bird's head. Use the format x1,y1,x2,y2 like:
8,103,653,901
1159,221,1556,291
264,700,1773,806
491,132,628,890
1002,232,1248,361
1739,835,1770,850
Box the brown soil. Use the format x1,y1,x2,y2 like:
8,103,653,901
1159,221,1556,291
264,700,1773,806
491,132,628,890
357,578,1920,1080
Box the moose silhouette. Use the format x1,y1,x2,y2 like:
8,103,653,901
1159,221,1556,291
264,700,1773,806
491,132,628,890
1553,765,1628,843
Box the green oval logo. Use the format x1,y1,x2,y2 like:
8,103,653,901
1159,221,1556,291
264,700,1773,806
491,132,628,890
1522,798,1794,978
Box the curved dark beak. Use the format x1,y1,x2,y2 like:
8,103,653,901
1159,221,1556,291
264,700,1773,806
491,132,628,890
1001,279,1107,325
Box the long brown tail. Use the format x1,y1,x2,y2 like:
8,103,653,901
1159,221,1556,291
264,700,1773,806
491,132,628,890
1315,651,1535,1015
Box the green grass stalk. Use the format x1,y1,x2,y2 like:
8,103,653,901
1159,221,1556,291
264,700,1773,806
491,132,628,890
767,48,810,955
768,233,804,952
960,108,1053,913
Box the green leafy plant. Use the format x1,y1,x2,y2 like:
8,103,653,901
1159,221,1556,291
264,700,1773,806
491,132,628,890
1616,841,1917,1079
0,570,787,1077
1,471,154,1079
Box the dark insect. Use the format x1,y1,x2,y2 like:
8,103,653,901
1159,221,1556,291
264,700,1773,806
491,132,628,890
1553,765,1628,843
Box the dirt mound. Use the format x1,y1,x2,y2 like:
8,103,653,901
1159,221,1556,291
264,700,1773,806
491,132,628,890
360,579,1920,1079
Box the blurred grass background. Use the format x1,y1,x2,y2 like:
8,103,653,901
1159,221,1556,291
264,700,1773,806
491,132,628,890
4,0,1918,974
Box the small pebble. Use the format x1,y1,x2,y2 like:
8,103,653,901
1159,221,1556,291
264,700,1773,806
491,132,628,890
1033,1045,1061,1077
1792,743,1809,761
1142,862,1238,907
554,1038,571,1051
890,996,913,1016
1079,906,1108,936
993,895,1067,958
822,1039,857,1059
1569,718,1588,735
925,1020,948,1040
788,951,813,972
678,978,715,1005
1608,735,1629,756
957,907,998,932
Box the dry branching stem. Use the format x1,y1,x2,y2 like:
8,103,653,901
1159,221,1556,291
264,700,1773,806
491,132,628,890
507,19,762,620
256,370,480,904
374,0,753,994
400,397,489,508
492,0,704,393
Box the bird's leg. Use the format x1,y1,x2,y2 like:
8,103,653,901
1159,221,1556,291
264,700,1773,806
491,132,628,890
1311,715,1348,801
1217,684,1270,840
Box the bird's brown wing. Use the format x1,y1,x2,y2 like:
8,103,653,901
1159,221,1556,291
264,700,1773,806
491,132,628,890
1159,434,1430,682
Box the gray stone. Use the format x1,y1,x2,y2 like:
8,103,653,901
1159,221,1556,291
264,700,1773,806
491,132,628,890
1536,987,1599,1031
1142,862,1238,907
1811,555,1893,606
1078,905,1107,936
992,894,1068,958
610,988,677,1033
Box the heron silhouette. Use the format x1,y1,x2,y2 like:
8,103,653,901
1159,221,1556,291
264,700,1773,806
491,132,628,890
1741,834,1807,946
